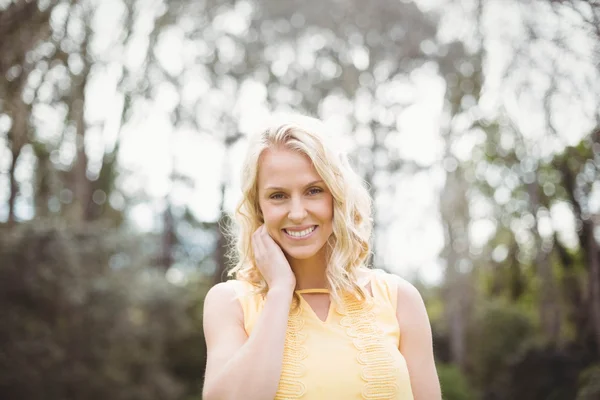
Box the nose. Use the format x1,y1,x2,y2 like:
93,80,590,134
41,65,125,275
288,197,308,222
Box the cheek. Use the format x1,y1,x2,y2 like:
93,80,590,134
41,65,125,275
320,197,334,222
261,205,283,229
261,208,287,245
323,205,335,236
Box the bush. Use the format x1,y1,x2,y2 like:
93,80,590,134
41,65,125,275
438,363,474,400
0,222,208,400
505,344,581,400
467,300,587,400
576,364,600,400
467,300,535,398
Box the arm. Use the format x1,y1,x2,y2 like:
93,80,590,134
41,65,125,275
395,278,442,400
202,282,293,400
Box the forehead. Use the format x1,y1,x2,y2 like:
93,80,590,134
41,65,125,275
257,147,322,188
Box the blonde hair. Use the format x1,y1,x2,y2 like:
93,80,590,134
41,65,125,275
227,113,373,304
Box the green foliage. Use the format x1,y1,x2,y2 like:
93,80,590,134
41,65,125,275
466,300,590,399
468,300,535,392
505,344,582,400
1,1,599,399
576,365,600,400
437,364,474,400
0,222,209,400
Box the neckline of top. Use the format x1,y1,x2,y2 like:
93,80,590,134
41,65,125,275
295,288,330,294
293,268,382,295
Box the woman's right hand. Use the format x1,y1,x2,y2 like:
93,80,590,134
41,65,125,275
252,225,296,293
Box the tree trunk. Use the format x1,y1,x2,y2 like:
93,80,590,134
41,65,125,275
446,267,469,370
70,77,92,221
554,235,587,343
527,181,561,342
536,247,561,342
584,220,600,352
159,205,175,270
33,144,52,218
440,169,471,371
560,158,600,350
7,147,21,226
6,97,29,226
1,1,58,225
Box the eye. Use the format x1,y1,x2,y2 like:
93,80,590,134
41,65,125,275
307,187,323,196
269,193,285,200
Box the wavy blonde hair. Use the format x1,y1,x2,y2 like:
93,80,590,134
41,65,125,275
227,113,373,303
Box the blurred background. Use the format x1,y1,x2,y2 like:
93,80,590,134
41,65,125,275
1,0,599,399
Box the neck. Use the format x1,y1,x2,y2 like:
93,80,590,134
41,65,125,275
287,247,328,290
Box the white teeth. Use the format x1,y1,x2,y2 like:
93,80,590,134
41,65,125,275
285,226,316,238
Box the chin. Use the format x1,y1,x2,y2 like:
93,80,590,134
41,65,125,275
283,245,322,261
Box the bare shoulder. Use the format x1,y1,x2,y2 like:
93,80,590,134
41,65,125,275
385,273,440,397
384,275,432,348
371,269,424,303
204,280,238,304
392,274,424,305
203,281,244,325
374,271,428,325
203,281,250,393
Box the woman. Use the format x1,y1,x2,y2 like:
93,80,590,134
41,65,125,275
202,114,441,400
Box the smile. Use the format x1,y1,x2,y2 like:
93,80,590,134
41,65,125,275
284,226,317,239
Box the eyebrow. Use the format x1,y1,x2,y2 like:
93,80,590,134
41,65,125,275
264,180,325,192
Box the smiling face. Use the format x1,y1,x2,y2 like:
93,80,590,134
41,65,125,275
257,146,334,262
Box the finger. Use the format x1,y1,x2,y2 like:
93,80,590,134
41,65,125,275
259,224,269,239
259,229,276,250
261,225,278,242
254,224,266,240
257,225,272,246
252,228,266,259
262,227,281,246
255,225,268,243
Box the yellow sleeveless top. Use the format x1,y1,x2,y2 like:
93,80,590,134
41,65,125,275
231,269,414,400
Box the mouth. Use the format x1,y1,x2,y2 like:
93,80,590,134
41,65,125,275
283,225,317,240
